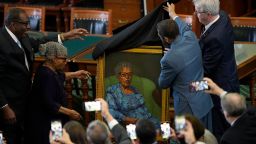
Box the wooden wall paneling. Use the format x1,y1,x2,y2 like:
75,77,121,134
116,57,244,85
104,0,141,29
220,0,248,16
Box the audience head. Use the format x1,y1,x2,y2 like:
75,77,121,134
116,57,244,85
114,62,133,88
157,19,179,45
221,93,247,123
184,114,205,140
5,8,30,38
86,120,111,144
63,121,87,144
193,0,220,25
135,119,156,144
40,41,68,71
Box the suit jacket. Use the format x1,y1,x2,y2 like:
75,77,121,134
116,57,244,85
199,11,239,93
158,17,213,119
220,108,256,144
111,123,131,144
0,27,58,120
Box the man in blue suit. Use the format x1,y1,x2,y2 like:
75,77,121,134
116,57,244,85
157,3,213,130
193,0,239,141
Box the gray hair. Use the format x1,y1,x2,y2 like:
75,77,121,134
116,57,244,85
193,0,220,16
86,120,111,144
39,41,67,60
114,62,133,76
221,93,246,117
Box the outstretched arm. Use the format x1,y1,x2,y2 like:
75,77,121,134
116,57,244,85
163,2,190,36
65,70,91,80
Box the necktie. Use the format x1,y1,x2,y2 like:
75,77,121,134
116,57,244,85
201,26,205,36
17,40,29,70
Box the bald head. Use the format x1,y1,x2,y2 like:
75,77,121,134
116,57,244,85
221,93,246,117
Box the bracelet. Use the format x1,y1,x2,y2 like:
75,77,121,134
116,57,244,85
60,33,65,41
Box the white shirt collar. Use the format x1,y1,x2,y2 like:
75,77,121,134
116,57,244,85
204,15,220,32
5,25,20,44
230,116,240,126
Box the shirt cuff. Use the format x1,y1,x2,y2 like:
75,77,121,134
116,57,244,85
57,34,63,44
220,91,228,99
108,119,119,129
195,141,206,144
173,16,178,20
1,104,8,109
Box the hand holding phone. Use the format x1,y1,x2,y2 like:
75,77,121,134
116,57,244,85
51,121,62,141
189,80,209,92
161,122,171,139
126,124,137,140
175,115,186,133
84,101,101,111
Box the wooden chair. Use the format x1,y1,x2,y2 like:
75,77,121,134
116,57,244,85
231,17,256,42
4,5,45,31
70,8,112,35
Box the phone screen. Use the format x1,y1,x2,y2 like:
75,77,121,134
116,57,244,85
0,132,3,144
175,115,186,132
161,122,171,139
51,121,62,141
126,124,137,140
84,101,101,111
189,80,209,92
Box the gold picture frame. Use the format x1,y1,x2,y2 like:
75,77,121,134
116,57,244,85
95,46,170,121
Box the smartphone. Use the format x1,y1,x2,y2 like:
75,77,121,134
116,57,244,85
0,132,3,144
175,115,186,132
189,80,209,92
84,101,101,111
126,124,137,140
51,120,62,141
161,122,171,139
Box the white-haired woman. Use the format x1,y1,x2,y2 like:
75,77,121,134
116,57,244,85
25,42,90,144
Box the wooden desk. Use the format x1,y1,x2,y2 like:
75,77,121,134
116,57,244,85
235,42,256,105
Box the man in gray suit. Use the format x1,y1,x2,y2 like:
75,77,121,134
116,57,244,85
157,3,213,130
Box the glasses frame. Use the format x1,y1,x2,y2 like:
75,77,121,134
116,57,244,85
13,20,30,26
194,11,207,15
119,72,133,78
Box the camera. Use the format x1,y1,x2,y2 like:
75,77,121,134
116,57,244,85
161,122,171,139
189,80,209,92
175,115,186,132
126,124,137,140
51,120,62,141
84,101,101,111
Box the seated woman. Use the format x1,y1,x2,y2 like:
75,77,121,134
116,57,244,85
105,62,160,128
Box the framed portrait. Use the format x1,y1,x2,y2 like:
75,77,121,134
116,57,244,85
96,46,170,121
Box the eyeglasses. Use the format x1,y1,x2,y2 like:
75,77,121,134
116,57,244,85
119,72,133,78
14,20,30,26
194,10,207,15
57,57,69,62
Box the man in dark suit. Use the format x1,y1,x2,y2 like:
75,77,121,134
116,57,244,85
204,77,256,144
193,0,240,141
0,8,87,144
157,3,213,131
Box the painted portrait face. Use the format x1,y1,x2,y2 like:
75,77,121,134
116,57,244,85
118,66,133,88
